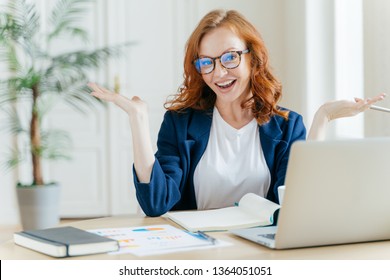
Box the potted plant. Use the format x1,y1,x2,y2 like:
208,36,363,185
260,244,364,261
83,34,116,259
0,0,127,230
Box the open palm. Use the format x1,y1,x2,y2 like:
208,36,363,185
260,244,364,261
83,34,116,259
323,93,386,120
88,82,148,116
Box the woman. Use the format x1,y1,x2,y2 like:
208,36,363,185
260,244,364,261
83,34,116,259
88,10,385,216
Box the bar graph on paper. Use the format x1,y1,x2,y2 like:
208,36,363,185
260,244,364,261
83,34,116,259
88,224,228,256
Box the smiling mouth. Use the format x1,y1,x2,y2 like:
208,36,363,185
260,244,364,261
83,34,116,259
216,80,236,89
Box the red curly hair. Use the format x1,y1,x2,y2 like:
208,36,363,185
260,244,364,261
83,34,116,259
165,9,288,124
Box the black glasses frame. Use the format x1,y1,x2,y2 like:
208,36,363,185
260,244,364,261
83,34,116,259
194,49,250,74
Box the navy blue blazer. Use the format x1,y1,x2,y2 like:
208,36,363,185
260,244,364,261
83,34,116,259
133,108,306,217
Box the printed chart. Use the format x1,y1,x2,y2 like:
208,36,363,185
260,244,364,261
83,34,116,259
89,224,227,256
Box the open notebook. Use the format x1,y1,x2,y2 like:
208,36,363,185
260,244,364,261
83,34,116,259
165,193,280,232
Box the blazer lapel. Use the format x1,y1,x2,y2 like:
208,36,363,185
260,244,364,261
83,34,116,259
186,108,212,163
259,117,286,171
187,109,212,140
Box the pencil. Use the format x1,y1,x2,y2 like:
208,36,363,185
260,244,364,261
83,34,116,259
370,105,390,113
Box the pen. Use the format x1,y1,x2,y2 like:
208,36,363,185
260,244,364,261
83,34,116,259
197,231,217,244
370,105,390,113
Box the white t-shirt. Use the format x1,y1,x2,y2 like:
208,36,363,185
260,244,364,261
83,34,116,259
193,107,271,210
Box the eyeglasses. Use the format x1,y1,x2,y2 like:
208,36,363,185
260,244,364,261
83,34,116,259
193,49,250,74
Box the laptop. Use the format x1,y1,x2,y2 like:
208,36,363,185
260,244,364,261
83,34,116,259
230,138,390,249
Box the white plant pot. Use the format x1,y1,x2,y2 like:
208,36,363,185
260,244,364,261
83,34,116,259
16,183,61,230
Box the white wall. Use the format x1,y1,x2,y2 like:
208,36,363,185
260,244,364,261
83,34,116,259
0,115,20,225
282,0,366,138
364,0,390,136
0,0,20,225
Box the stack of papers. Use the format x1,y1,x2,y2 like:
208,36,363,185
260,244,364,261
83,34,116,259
88,224,230,256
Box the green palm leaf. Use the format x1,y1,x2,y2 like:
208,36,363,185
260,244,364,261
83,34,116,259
1,147,24,171
4,0,40,44
0,105,26,135
0,0,131,183
48,0,92,41
40,129,72,160
50,43,129,70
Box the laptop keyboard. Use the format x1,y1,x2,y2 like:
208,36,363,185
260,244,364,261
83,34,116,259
258,233,276,240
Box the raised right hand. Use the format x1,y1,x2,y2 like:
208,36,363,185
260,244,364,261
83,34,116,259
88,82,154,183
87,82,148,118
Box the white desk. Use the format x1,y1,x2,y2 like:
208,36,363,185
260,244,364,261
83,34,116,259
2,215,390,259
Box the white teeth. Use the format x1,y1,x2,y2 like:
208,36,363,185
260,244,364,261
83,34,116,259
216,80,234,87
